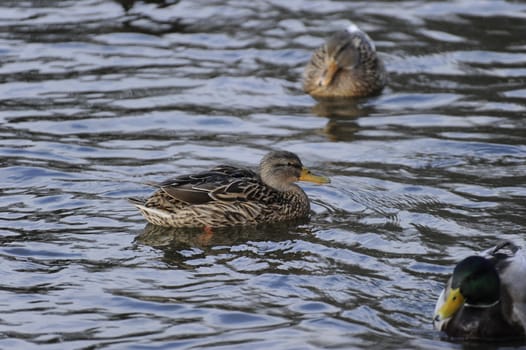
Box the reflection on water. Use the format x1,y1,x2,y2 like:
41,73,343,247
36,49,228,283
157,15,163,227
0,0,525,349
311,99,376,141
135,220,310,250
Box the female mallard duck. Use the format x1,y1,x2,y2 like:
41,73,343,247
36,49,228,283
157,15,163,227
128,150,330,228
303,23,387,98
433,241,526,340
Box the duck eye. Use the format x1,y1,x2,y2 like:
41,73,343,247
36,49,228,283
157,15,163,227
285,162,301,169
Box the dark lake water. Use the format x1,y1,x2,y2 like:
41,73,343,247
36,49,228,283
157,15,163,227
1,0,525,349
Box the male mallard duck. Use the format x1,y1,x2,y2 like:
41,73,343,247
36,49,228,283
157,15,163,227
128,150,330,228
303,23,387,98
433,241,526,340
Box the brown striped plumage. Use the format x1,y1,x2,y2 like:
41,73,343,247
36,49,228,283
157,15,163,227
303,24,387,98
128,151,330,228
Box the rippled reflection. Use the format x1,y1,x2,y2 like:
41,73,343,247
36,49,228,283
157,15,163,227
135,220,310,262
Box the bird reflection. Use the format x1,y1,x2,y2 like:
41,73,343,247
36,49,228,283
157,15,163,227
310,98,379,142
115,0,179,12
112,0,187,36
134,219,311,265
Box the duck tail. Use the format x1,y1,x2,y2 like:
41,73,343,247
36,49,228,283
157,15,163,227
128,197,146,206
492,240,520,255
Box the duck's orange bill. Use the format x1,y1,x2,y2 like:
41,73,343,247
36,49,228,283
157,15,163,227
299,167,330,184
319,60,339,87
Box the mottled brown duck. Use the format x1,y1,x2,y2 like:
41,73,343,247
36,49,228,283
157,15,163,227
129,150,330,228
303,24,387,98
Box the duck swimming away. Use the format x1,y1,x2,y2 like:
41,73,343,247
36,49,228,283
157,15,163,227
303,23,387,98
129,150,330,228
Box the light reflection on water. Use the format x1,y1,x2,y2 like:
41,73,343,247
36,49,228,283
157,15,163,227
0,0,525,349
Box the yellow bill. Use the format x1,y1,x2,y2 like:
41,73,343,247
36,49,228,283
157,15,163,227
299,167,330,184
436,287,465,321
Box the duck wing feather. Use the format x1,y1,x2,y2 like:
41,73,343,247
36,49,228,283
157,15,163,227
156,165,272,205
483,241,526,329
